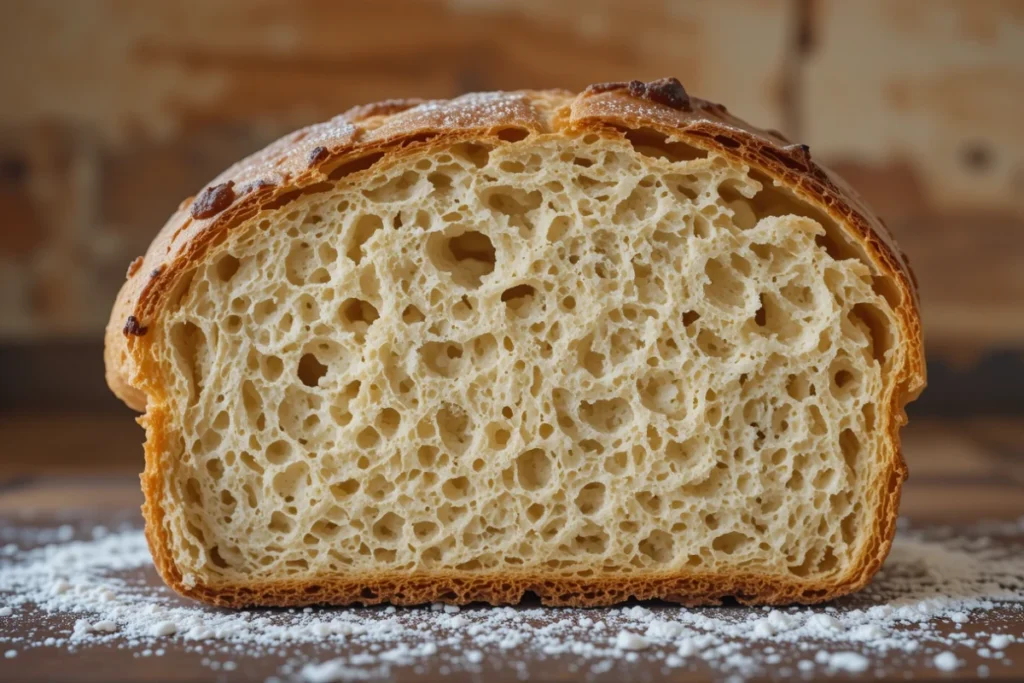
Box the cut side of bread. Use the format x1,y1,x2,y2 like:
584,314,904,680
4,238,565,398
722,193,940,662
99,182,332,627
106,79,925,608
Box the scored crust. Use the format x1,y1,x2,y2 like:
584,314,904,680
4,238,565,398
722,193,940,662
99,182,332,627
106,79,926,608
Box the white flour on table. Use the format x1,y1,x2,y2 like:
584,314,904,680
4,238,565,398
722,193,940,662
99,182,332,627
1,517,1022,682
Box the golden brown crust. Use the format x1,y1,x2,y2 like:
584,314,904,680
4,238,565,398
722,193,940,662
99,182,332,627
106,79,926,608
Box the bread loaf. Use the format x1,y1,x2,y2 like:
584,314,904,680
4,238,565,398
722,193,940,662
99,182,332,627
105,79,925,608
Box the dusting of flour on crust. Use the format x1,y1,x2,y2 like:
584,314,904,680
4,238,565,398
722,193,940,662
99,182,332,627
1,516,1022,681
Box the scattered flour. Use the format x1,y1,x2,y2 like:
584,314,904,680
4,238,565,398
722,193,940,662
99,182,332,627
824,651,870,673
615,631,650,651
0,518,1022,681
933,651,961,672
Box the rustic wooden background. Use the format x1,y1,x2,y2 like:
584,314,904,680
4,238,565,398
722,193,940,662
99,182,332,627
0,1,1022,476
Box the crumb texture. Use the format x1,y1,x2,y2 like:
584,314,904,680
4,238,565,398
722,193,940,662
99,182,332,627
154,132,903,593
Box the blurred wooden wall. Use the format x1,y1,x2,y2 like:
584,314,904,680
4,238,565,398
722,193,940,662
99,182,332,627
0,0,1022,415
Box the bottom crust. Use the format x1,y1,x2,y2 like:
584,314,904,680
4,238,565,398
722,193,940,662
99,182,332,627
145,519,895,609
169,573,859,609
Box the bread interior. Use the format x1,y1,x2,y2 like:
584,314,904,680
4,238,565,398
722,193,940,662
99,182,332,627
153,131,903,587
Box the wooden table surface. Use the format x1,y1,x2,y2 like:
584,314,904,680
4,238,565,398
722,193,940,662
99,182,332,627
1,414,1023,682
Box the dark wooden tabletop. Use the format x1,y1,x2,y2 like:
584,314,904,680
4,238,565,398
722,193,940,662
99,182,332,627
1,414,1023,682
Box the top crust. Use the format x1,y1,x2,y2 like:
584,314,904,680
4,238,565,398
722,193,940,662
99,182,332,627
104,79,926,606
106,82,923,413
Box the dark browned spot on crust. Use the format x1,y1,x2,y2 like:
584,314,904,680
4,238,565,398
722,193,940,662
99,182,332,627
126,256,144,279
191,181,236,220
123,315,148,337
307,146,330,167
786,143,812,162
583,81,629,96
626,80,647,98
624,78,690,110
343,98,425,122
150,267,163,279
643,77,690,109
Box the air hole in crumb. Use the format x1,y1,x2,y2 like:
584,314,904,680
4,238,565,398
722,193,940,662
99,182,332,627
272,461,309,499
638,372,686,417
372,512,404,542
347,215,383,263
376,408,402,437
215,254,240,282
437,404,472,453
501,284,537,316
639,530,675,563
848,303,892,366
266,440,293,465
269,511,294,534
696,328,734,358
834,369,854,390
450,142,492,168
426,228,496,288
621,127,708,162
419,341,464,377
330,479,360,498
442,476,471,501
413,521,438,540
496,127,530,143
526,503,545,522
712,531,751,555
516,449,552,491
754,295,767,326
340,298,380,335
427,172,452,194
209,546,230,569
356,426,380,449
704,257,746,309
573,527,608,554
579,398,633,433
328,152,385,180
297,353,327,387
402,304,425,324
840,428,861,472
575,482,606,515
205,458,224,480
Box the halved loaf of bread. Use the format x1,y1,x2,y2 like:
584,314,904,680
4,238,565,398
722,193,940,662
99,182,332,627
105,79,925,608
